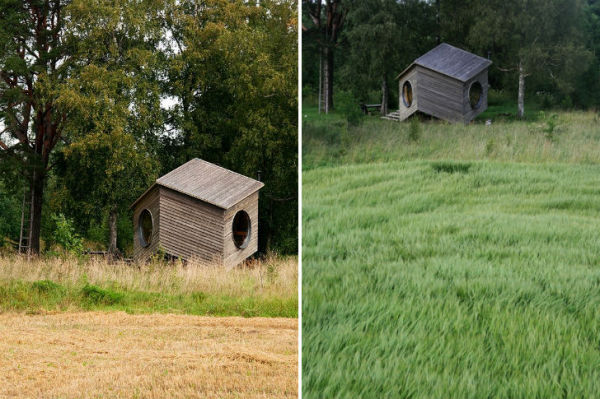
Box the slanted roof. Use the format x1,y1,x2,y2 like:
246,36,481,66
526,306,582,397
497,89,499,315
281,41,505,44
396,43,492,82
131,158,264,210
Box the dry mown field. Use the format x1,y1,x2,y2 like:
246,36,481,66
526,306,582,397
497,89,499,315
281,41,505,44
0,312,297,399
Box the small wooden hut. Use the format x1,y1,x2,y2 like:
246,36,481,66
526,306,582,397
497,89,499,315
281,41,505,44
130,158,264,267
388,43,492,123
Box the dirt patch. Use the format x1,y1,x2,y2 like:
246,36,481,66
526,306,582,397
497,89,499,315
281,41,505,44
0,312,298,399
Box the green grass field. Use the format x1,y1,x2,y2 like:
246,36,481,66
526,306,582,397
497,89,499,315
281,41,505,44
302,108,600,397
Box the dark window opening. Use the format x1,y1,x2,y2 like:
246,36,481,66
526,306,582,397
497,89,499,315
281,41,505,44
138,209,153,248
402,81,413,107
469,81,483,110
232,210,251,249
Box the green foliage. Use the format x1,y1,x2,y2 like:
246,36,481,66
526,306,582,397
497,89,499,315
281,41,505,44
0,181,21,244
485,138,496,155
81,284,124,306
303,160,600,398
32,280,64,294
336,91,363,126
50,214,84,255
2,0,297,256
407,118,421,142
540,113,561,141
338,0,434,108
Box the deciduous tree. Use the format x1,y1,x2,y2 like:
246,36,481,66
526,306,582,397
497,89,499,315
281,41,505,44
469,0,591,117
0,0,166,254
304,0,346,113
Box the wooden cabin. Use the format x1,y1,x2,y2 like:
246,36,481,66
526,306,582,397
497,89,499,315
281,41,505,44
130,158,264,267
388,43,492,123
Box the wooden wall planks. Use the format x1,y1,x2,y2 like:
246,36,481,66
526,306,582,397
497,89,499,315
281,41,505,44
158,187,225,265
397,65,489,123
222,191,260,269
133,186,161,262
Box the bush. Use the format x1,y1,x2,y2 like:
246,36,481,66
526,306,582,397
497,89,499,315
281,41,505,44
537,112,561,142
50,214,83,255
408,118,421,142
336,90,363,126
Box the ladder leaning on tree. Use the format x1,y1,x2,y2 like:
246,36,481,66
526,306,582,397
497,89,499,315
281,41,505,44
18,170,34,257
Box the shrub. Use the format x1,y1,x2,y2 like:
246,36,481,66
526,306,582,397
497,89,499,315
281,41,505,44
485,138,495,156
408,118,421,142
51,214,83,255
538,112,561,142
336,91,363,126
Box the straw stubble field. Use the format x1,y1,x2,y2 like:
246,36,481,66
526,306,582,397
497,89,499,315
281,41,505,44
0,312,297,398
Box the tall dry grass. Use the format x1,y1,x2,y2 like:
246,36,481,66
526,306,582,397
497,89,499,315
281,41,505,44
0,254,298,317
0,254,297,297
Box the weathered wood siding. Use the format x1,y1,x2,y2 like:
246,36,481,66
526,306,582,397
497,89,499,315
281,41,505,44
414,66,465,123
222,191,259,268
133,185,161,262
398,66,418,121
158,187,225,264
462,69,489,123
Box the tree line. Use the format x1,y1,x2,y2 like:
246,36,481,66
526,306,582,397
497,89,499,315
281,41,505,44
303,0,600,117
0,0,298,256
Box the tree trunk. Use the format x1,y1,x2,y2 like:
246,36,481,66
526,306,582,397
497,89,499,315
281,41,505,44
518,62,525,118
318,51,322,114
28,168,45,255
381,78,388,115
322,46,334,113
108,208,118,255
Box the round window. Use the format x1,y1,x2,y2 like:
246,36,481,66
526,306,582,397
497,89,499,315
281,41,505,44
138,209,153,248
402,81,413,107
232,210,251,249
469,81,483,110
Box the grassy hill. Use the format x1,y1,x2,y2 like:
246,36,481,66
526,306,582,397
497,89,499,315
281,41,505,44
302,108,600,397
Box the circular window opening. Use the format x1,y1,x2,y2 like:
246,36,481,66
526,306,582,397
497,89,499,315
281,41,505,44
232,210,251,249
138,209,153,248
402,81,413,107
469,81,483,110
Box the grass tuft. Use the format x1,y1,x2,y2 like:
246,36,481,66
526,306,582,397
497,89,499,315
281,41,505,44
32,279,63,294
431,161,472,174
81,284,124,305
